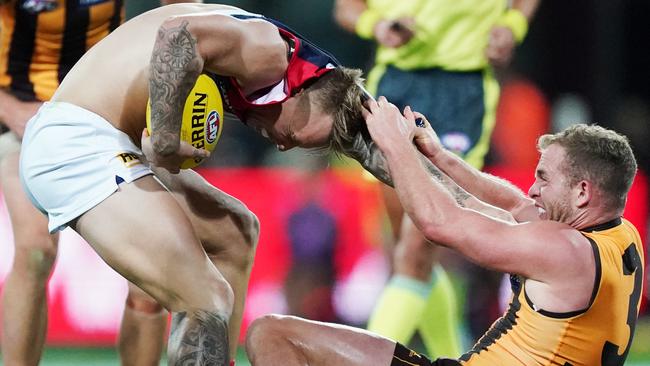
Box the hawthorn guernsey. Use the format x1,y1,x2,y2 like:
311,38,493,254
146,74,224,169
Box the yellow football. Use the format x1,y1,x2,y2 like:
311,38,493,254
146,74,225,169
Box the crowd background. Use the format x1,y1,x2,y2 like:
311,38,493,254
0,0,649,364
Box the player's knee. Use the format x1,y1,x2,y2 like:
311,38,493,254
208,206,259,271
246,314,293,354
170,274,234,318
233,204,260,251
126,285,164,314
11,238,58,280
200,276,234,318
239,209,260,261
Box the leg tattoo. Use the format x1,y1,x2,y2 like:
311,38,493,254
169,311,230,366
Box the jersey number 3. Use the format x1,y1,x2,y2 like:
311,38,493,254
601,243,643,366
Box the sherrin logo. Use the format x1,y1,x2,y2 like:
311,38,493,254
206,110,220,144
190,92,207,150
146,74,224,169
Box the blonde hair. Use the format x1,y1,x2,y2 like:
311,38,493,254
303,67,367,154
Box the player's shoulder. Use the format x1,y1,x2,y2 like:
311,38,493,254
521,220,591,254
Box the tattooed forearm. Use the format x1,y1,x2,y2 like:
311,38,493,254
149,20,202,156
342,132,393,186
343,132,472,206
452,185,472,206
169,311,230,366
419,156,472,207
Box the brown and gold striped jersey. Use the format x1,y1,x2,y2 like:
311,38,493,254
0,0,124,101
460,217,644,366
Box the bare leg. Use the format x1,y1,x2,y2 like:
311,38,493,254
393,216,437,281
73,175,234,365
168,311,230,365
154,168,259,360
119,282,168,366
246,314,396,366
1,152,58,366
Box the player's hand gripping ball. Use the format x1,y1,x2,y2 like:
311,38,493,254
146,74,225,169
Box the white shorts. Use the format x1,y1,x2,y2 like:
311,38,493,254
20,102,152,233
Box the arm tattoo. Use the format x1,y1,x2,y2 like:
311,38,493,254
342,132,472,206
419,155,472,207
169,311,230,366
342,133,394,186
149,20,201,156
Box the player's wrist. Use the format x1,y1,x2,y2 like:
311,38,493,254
355,8,382,40
496,8,528,43
151,132,181,157
425,143,447,165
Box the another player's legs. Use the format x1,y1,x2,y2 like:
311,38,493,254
154,168,260,359
246,314,397,366
1,151,58,366
419,265,462,357
118,283,168,366
73,175,235,365
367,215,435,343
1,150,168,366
368,187,462,358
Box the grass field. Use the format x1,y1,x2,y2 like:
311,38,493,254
2,318,650,365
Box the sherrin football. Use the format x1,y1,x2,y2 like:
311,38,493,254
146,74,224,169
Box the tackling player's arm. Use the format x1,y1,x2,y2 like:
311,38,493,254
412,112,538,222
364,98,592,284
344,125,515,223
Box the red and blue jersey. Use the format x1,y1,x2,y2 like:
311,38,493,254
211,13,339,121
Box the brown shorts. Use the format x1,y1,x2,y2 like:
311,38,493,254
391,343,461,366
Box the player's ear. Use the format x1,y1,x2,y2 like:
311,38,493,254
574,180,592,208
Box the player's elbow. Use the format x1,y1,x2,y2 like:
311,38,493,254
416,212,453,245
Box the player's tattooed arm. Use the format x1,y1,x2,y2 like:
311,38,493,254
344,133,514,222
343,133,394,186
149,20,202,156
344,133,470,204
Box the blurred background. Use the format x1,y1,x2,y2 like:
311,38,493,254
1,0,649,364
